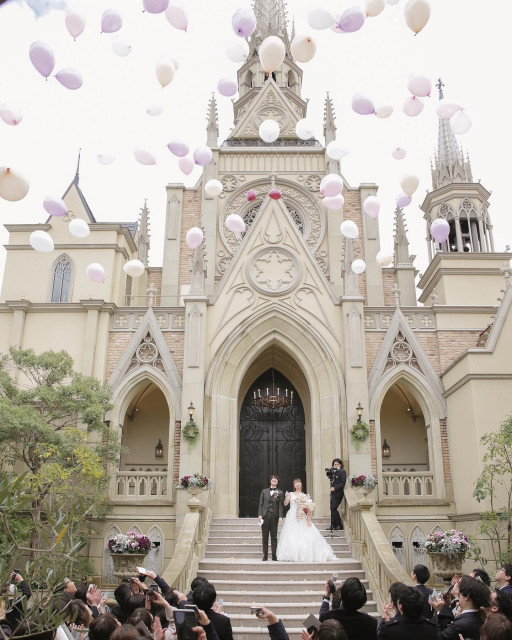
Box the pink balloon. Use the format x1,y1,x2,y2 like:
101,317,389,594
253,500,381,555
269,189,282,200
363,196,380,219
396,193,412,208
322,195,345,210
430,218,450,244
134,148,156,165
338,7,366,32
351,94,375,115
226,213,246,233
0,104,22,126
232,7,257,37
143,0,169,14
246,190,257,201
29,41,55,78
166,2,188,31
167,139,189,157
65,8,86,39
178,156,194,175
43,195,68,217
217,78,238,97
407,74,431,97
186,227,203,249
391,147,407,160
403,95,424,116
320,174,343,197
101,9,122,33
193,146,212,166
436,100,461,119
55,68,83,90
87,263,106,284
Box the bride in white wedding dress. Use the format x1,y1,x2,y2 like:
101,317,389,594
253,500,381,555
276,478,337,562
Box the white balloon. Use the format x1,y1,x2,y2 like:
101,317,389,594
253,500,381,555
366,0,385,17
225,213,246,233
226,39,249,63
186,227,203,249
0,166,29,201
351,259,366,274
259,36,286,74
97,154,115,165
0,103,22,126
404,0,431,34
123,259,145,278
320,174,343,197
451,110,472,135
307,8,335,29
290,35,316,62
375,105,393,118
87,263,106,283
363,196,380,219
326,141,349,160
401,174,419,196
376,251,393,267
204,179,223,197
134,148,156,165
436,99,462,119
156,59,175,87
295,118,315,140
30,230,54,253
403,95,424,116
166,2,188,31
112,39,131,56
340,220,358,239
392,147,407,160
68,218,90,238
387,0,399,4
259,119,280,143
407,73,431,97
322,195,345,210
147,103,163,116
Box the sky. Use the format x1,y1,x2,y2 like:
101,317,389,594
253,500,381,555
0,0,510,292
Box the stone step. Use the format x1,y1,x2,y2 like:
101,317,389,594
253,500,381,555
204,550,351,559
217,600,377,615
198,579,351,592
199,559,357,572
231,626,305,640
214,587,369,604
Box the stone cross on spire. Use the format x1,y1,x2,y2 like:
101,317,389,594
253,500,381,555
436,78,445,100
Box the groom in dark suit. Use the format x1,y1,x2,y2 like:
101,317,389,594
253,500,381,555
258,474,284,561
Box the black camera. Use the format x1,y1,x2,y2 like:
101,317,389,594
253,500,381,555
325,467,335,479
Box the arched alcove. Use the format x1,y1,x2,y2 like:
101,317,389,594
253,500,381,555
103,524,121,584
390,526,406,570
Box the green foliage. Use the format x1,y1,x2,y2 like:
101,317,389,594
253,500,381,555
472,415,512,568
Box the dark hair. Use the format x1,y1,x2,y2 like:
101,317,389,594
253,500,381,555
339,577,367,612
412,564,430,585
332,459,343,467
89,614,120,640
459,575,491,609
397,586,424,618
269,474,279,483
332,586,342,610
126,594,146,615
492,589,512,618
47,592,74,615
501,564,512,580
126,609,153,629
193,581,216,611
389,581,406,609
293,478,302,485
481,614,512,640
66,599,93,627
164,590,180,608
316,619,348,640
114,583,133,608
111,625,140,640
190,577,208,591
74,584,89,604
472,568,491,586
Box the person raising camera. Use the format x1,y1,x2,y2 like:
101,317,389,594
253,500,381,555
327,459,346,531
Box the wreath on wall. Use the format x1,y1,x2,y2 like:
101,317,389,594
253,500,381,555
182,421,199,442
350,422,370,448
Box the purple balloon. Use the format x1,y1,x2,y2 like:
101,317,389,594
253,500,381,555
396,193,412,208
217,78,238,97
29,41,55,78
351,94,375,115
431,218,450,244
232,7,257,37
178,156,194,175
101,9,122,33
338,7,365,33
143,0,169,14
55,68,83,90
43,195,68,217
193,146,213,166
167,139,189,157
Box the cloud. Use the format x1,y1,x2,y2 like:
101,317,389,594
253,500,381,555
17,0,67,18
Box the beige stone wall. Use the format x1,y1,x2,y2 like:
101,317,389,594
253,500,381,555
178,191,202,288
382,273,398,306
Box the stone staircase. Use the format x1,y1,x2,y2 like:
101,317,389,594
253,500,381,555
197,517,379,640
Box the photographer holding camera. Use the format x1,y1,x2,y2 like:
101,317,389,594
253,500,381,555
325,459,346,531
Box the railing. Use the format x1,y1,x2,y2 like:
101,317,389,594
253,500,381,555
342,486,410,609
115,471,168,499
381,472,434,498
162,490,212,593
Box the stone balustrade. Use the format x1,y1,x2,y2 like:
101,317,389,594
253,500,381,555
381,471,434,497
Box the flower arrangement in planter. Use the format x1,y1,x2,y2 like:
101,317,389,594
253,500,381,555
107,531,152,554
349,473,377,490
178,473,212,490
421,529,471,557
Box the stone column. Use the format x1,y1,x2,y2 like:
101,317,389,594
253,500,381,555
6,300,31,349
454,217,463,252
80,300,104,376
161,184,185,306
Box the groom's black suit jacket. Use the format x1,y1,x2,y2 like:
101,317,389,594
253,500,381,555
258,488,284,519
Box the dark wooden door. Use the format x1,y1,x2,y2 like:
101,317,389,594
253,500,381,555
239,370,306,517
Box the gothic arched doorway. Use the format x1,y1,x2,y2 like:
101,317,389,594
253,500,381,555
239,369,306,517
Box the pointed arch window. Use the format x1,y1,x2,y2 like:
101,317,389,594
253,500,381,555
51,255,72,303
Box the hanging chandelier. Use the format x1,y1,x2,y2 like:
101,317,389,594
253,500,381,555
253,343,294,408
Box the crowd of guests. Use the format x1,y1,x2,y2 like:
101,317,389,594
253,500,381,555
1,563,512,640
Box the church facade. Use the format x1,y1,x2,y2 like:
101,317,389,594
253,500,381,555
1,1,511,584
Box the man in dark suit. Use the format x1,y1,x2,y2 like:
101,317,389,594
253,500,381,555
411,564,434,619
193,580,233,640
496,564,512,596
433,574,490,639
329,458,346,531
378,586,436,639
258,474,284,561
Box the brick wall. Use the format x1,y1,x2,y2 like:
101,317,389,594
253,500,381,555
342,189,367,299
179,190,202,288
163,332,185,376
148,269,162,302
365,332,386,372
415,333,442,376
439,417,451,483
437,330,481,373
105,332,134,380
383,273,397,306
173,420,181,486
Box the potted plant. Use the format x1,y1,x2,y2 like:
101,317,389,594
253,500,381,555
349,473,377,497
178,473,212,496
107,531,152,581
421,529,471,580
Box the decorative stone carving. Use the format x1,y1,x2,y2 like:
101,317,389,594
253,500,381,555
386,333,418,371
248,248,300,295
364,311,435,331
172,314,185,328
315,250,328,273
128,333,165,373
114,315,128,328
364,315,376,329
221,175,238,192
305,175,322,192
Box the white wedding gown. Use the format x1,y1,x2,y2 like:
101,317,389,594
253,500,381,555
276,492,337,562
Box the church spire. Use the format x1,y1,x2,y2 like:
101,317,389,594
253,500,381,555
138,200,151,267
393,207,412,266
431,79,472,189
323,93,337,145
251,0,289,50
206,93,219,147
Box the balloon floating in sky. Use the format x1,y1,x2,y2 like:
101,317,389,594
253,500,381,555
156,59,175,87
269,189,282,200
55,68,83,90
259,36,286,74
167,140,189,157
326,141,349,160
396,192,412,208
226,213,246,233
290,35,316,63
320,174,343,197
375,105,393,119
204,179,223,197
352,94,375,115
97,154,115,165
217,78,237,97
404,0,431,34
186,227,203,249
69,218,90,238
0,167,29,201
43,195,67,217
436,100,462,119
226,39,249,63
87,263,106,284
259,119,280,143
366,0,385,17
392,147,407,160
246,190,257,201
403,95,424,117
340,220,358,239
376,251,393,267
295,118,315,140
338,7,366,33
451,110,472,135
194,146,213,166
101,9,123,33
430,218,450,244
146,103,163,117
29,41,55,78
0,104,22,126
123,259,146,278
65,8,86,39
322,195,345,210
143,0,169,14
112,39,131,56
178,156,194,175
134,148,156,165
30,230,54,253
363,196,380,219
232,7,257,37
401,174,420,196
407,73,431,97
351,259,366,274
307,8,335,30
166,2,188,31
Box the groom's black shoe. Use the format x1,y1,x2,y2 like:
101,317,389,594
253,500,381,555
272,555,277,561
262,555,268,561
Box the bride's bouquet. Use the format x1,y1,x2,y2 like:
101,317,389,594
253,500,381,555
295,493,315,525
